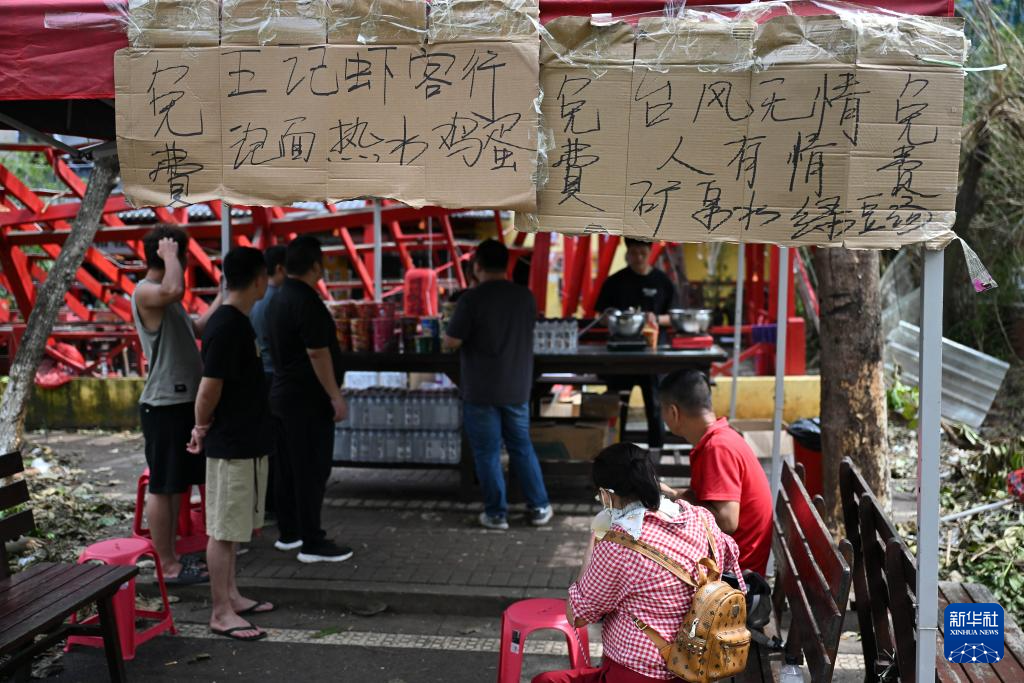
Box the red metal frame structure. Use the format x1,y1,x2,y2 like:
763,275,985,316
0,0,951,379
0,144,500,377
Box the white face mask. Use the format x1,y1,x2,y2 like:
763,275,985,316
591,495,682,540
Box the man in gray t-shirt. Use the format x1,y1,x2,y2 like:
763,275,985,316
133,227,220,584
444,239,551,530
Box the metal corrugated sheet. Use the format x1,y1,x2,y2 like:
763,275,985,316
884,321,1010,428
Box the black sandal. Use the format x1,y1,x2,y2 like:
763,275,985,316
210,624,267,642
237,601,275,615
165,562,208,585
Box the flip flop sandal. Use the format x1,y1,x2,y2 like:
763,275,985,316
165,562,209,585
210,624,267,642
181,554,207,569
237,601,275,615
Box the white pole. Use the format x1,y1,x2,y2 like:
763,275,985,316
372,199,383,303
916,247,943,682
769,247,789,505
220,201,230,290
729,244,746,421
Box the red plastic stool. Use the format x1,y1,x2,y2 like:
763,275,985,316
497,598,591,683
132,468,208,555
66,537,176,660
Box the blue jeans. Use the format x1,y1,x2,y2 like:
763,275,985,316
463,402,550,519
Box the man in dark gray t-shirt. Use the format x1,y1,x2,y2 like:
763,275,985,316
444,239,551,530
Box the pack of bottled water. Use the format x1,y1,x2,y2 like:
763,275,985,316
343,387,461,430
334,387,462,464
534,319,578,355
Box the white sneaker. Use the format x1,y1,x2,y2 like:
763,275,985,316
478,512,510,530
274,538,302,551
529,506,554,526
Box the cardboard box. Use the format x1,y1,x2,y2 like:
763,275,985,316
530,420,612,461
580,392,621,420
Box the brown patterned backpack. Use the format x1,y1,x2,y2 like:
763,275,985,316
602,517,750,682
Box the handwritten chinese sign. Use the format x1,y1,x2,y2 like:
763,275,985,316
525,15,965,248
115,21,539,210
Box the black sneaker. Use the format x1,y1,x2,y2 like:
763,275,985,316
297,540,354,564
274,538,302,551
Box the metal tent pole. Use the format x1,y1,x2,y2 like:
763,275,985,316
372,199,383,303
769,247,789,504
916,246,944,681
729,244,746,421
220,201,230,290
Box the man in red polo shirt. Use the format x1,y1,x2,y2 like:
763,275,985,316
658,369,772,575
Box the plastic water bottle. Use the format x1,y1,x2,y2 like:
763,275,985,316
779,656,805,683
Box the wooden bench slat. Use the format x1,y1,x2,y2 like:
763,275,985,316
772,528,834,681
860,501,898,661
0,563,117,627
0,564,135,652
775,494,843,641
0,562,64,596
0,480,30,512
0,451,24,479
839,460,880,679
782,465,848,600
0,509,34,549
0,563,87,618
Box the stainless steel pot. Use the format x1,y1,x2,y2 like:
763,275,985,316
607,309,646,338
669,308,712,335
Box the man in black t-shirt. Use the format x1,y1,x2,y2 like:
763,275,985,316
594,238,678,450
265,236,352,564
444,240,552,530
187,247,272,641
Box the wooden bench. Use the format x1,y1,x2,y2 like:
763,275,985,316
841,456,1024,682
840,456,903,680
0,450,137,682
732,460,854,682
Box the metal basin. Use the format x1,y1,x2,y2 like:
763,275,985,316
669,308,712,335
607,310,646,337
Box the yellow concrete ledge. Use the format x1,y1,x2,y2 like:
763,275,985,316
711,375,820,423
1,378,146,431
7,374,821,431
626,375,820,423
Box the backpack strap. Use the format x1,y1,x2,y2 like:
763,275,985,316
602,529,700,588
701,513,720,569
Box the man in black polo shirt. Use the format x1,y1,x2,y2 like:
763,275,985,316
266,236,352,563
187,246,272,641
594,238,677,450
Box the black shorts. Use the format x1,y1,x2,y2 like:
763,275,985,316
140,402,205,494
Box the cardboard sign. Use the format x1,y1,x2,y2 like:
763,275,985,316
531,17,634,234
115,3,966,246
522,14,966,248
116,0,540,210
114,48,223,207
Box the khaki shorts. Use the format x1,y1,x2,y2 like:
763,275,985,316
205,456,268,543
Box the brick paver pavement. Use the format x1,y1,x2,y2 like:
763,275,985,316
240,494,600,593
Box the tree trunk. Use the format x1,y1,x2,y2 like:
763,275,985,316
813,247,890,530
0,155,119,453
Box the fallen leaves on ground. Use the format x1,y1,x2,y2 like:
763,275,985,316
7,442,135,570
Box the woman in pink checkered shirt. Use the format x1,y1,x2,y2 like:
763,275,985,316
533,443,745,683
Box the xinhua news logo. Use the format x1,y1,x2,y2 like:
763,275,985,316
944,603,1004,664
